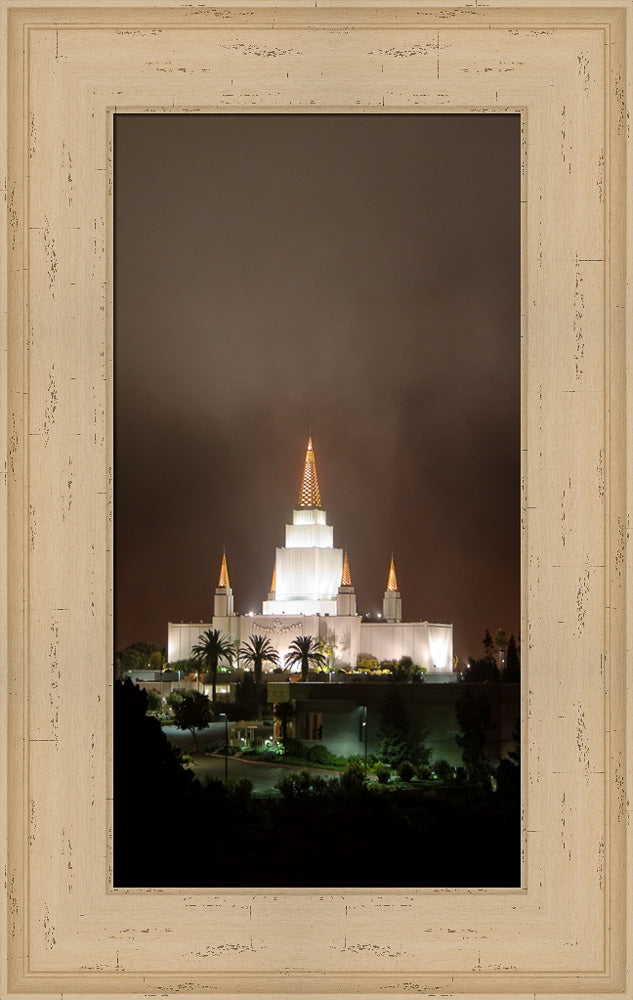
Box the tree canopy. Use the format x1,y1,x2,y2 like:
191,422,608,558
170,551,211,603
381,655,425,683
462,627,519,683
191,628,235,700
377,685,432,773
171,689,213,749
285,635,326,681
455,690,495,792
501,634,520,682
115,640,165,678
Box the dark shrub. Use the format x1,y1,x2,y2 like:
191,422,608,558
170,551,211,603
281,737,306,759
347,752,377,771
416,764,434,780
340,760,366,793
227,777,253,802
374,762,391,785
276,770,331,799
306,743,335,766
397,760,415,782
434,759,455,783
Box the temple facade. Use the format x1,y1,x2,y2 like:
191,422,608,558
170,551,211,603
168,438,453,674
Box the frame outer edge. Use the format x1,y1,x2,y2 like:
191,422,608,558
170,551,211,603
626,1,633,999
0,0,8,989
1,2,632,996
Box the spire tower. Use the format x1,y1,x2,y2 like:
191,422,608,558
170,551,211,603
214,550,234,618
337,550,357,617
298,436,322,508
383,554,402,622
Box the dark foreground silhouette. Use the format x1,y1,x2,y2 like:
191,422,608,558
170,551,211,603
114,680,520,888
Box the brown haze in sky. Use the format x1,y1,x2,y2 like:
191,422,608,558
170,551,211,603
114,113,520,667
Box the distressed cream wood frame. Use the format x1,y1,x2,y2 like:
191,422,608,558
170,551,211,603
1,1,631,997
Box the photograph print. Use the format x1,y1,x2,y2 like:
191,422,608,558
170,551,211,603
113,113,521,888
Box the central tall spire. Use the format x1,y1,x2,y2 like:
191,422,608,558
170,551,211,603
298,436,322,508
263,435,342,616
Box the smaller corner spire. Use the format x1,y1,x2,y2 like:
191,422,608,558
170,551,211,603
386,553,399,592
341,550,352,587
270,563,276,594
218,549,230,589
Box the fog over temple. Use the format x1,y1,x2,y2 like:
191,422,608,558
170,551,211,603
168,438,453,673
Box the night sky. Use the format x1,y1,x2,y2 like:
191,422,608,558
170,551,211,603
114,114,520,667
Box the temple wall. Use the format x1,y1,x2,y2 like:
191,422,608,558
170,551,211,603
359,622,453,673
169,616,453,673
167,621,211,663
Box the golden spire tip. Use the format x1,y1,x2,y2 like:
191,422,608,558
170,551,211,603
298,436,322,508
218,550,230,588
387,554,399,592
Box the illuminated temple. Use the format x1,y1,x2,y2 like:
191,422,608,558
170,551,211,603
168,438,453,674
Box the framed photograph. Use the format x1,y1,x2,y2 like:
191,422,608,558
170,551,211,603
112,109,522,892
1,1,631,997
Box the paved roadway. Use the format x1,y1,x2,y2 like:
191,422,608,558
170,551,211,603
162,721,233,753
162,724,341,794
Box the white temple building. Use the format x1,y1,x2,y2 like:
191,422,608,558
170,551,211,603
168,438,453,674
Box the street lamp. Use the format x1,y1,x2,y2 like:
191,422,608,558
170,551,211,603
219,712,229,782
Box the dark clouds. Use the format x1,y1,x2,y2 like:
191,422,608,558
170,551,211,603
115,113,520,664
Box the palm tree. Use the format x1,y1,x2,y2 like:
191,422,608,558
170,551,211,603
285,635,326,682
191,628,235,702
239,634,279,719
